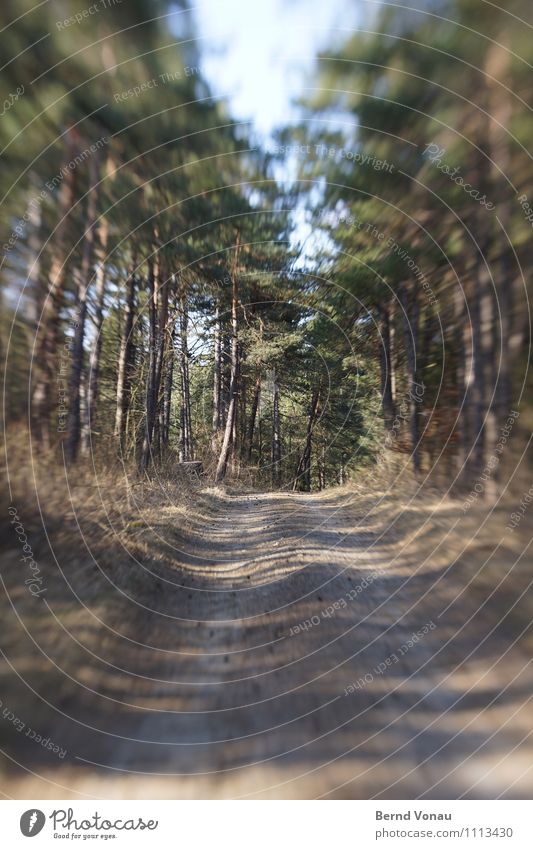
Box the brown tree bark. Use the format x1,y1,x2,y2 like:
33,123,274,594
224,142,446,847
271,367,281,487
114,261,136,446
246,374,261,461
215,234,241,482
453,281,470,482
24,173,43,353
317,445,326,491
178,286,194,462
139,257,157,473
82,215,108,454
211,300,223,451
399,281,421,475
221,331,231,425
161,314,176,447
32,128,79,446
293,385,320,491
139,253,167,473
66,153,100,462
378,301,396,431
486,39,526,474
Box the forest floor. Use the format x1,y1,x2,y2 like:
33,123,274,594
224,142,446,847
1,475,533,799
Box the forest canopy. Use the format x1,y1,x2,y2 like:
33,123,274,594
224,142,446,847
1,0,530,496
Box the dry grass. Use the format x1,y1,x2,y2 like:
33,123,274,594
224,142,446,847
1,426,532,799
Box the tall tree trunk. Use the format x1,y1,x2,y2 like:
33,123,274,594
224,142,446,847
32,128,78,446
151,268,169,465
246,374,261,461
66,154,100,462
230,343,241,472
476,263,497,487
178,286,193,462
24,173,43,352
221,331,231,426
271,368,281,487
460,77,499,492
215,234,240,482
317,445,326,491
453,282,469,482
486,40,526,478
236,346,247,467
463,46,525,498
211,301,223,451
339,451,347,486
399,281,421,475
114,262,136,446
154,268,169,410
82,215,108,453
378,301,396,430
293,385,320,491
161,316,176,446
139,255,159,474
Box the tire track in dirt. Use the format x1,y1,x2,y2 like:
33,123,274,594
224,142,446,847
2,490,533,799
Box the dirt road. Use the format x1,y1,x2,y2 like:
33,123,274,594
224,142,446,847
1,487,532,798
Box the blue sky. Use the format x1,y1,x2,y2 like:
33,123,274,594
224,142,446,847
186,0,363,265
191,0,358,139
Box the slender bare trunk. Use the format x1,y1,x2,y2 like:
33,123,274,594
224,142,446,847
161,316,176,446
179,287,193,462
399,282,421,475
221,332,231,426
211,301,222,451
66,154,100,462
230,343,241,473
24,173,43,352
139,256,159,473
317,445,325,490
453,283,469,481
293,385,320,491
378,301,396,430
32,129,78,446
246,374,261,461
82,216,108,453
271,368,281,487
114,262,136,446
215,234,240,482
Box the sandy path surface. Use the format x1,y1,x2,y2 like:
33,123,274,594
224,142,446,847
1,488,532,799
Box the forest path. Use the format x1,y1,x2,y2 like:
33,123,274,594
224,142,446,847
3,489,533,799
